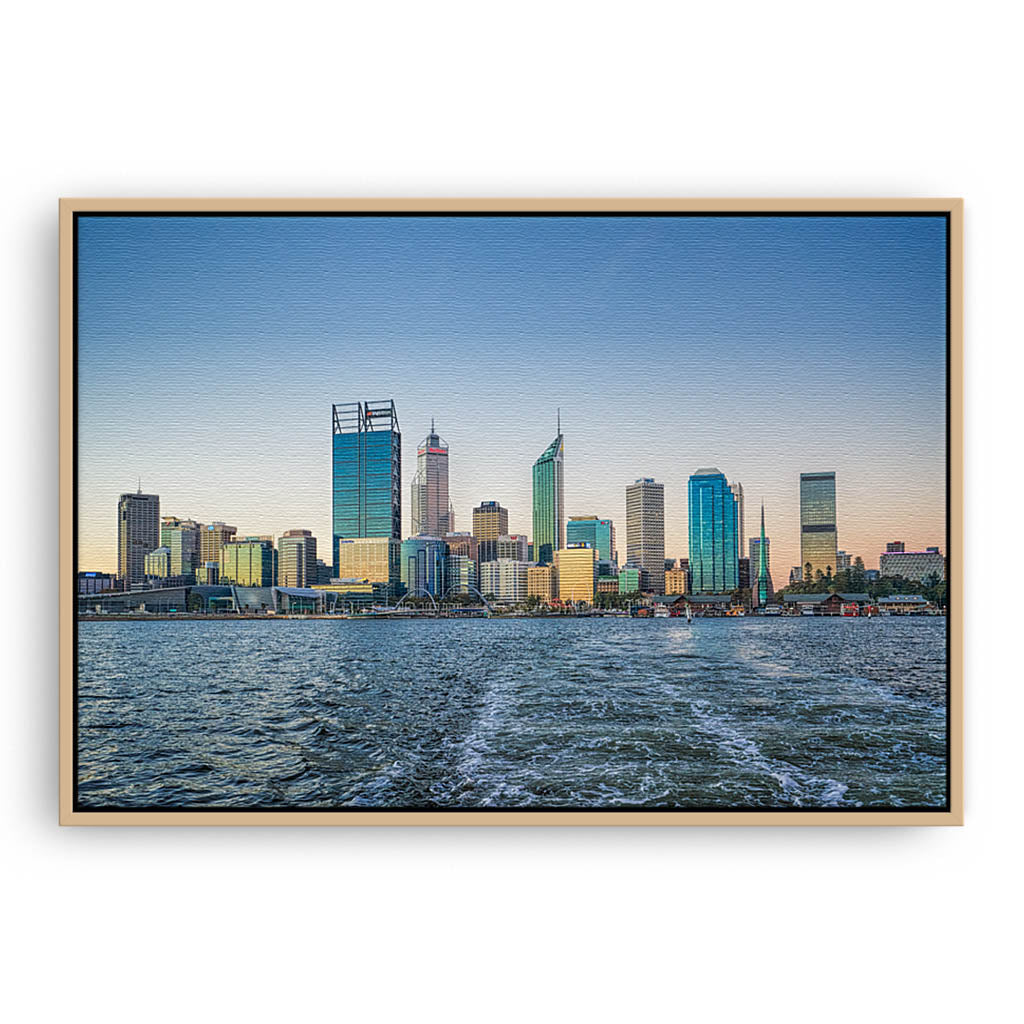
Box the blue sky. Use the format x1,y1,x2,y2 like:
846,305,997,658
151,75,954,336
77,214,947,575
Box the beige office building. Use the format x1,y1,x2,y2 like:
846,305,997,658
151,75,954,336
527,564,558,602
625,478,666,594
665,568,689,595
472,501,509,564
555,544,597,604
277,529,318,588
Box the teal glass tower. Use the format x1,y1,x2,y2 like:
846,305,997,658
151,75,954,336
687,468,738,593
531,414,564,565
566,517,616,564
332,401,401,576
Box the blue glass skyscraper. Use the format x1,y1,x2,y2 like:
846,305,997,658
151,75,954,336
332,400,401,575
688,468,738,594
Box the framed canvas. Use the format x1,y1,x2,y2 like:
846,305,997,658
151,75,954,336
59,198,963,825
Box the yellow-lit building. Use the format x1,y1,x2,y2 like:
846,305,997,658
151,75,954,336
527,564,558,602
335,537,401,593
554,544,597,604
665,568,689,595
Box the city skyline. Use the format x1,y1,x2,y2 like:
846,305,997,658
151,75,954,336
77,215,947,573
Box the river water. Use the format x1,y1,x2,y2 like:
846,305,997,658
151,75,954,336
76,617,948,811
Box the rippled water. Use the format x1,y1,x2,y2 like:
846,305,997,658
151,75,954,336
76,618,948,810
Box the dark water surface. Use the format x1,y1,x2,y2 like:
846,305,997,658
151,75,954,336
76,617,948,810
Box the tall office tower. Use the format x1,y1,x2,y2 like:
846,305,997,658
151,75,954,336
160,517,203,582
117,488,160,588
625,478,666,594
278,529,318,588
497,534,529,561
410,419,451,538
332,400,401,576
730,482,745,562
799,471,838,580
687,469,738,594
201,522,237,566
554,544,598,604
400,536,448,598
472,501,509,565
751,502,774,607
220,537,278,587
566,516,617,565
532,414,564,565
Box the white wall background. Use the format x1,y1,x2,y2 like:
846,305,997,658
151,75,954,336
2,2,1019,1021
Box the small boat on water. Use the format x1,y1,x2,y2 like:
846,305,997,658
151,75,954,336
653,604,670,617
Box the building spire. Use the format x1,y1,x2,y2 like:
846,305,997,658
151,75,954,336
431,416,435,433
557,407,561,435
137,476,142,494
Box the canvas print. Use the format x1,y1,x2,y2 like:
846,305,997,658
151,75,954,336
66,204,957,820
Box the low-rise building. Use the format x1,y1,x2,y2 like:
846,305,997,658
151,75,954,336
877,594,931,615
878,546,945,582
527,564,557,602
665,568,689,595
618,565,649,594
782,592,871,616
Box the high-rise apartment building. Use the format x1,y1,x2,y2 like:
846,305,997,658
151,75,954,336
220,537,277,587
479,559,530,604
472,501,509,565
497,534,529,561
688,469,738,594
554,544,597,604
625,478,665,594
730,482,745,562
160,517,203,582
665,568,689,595
532,418,564,565
332,400,401,575
799,471,838,580
410,420,452,538
277,529,318,588
200,522,237,566
566,516,616,565
117,488,160,588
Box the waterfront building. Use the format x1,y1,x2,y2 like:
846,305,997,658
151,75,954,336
143,546,171,580
752,502,774,607
336,537,402,596
472,501,509,565
195,562,220,585
220,537,277,587
799,471,838,579
200,522,237,566
277,529,317,588
554,543,597,604
78,571,116,595
665,568,689,595
160,517,203,582
886,540,905,553
618,565,649,594
625,478,665,594
410,419,452,538
532,415,564,565
445,554,478,596
117,488,160,588
596,576,620,595
730,481,745,562
738,557,751,591
480,559,530,604
332,400,401,575
687,469,738,594
566,516,616,565
497,534,529,561
879,545,946,582
400,536,448,598
528,564,558,602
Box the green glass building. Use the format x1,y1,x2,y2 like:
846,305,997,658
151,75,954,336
566,516,616,565
531,420,564,565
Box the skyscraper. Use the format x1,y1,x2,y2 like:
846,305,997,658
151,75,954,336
799,471,838,580
160,516,203,582
332,400,401,576
751,502,774,607
532,415,564,565
117,488,160,588
625,478,665,594
400,536,448,597
730,482,745,563
410,419,452,538
278,529,317,588
687,469,738,594
472,501,509,565
566,516,617,565
201,522,237,566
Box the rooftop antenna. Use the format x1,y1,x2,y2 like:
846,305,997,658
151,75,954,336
431,416,435,433
137,476,141,494
557,407,561,435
